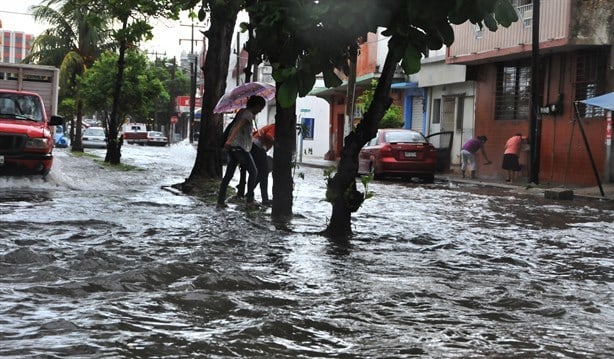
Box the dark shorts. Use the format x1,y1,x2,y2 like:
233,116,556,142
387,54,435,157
502,153,521,171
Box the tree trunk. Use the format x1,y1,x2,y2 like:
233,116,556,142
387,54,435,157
322,48,401,238
271,97,296,220
183,6,239,191
71,98,84,152
105,18,128,165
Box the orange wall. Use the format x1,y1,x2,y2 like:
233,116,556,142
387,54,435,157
474,53,608,186
356,33,378,77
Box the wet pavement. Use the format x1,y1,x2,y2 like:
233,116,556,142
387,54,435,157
1,144,613,358
298,156,614,201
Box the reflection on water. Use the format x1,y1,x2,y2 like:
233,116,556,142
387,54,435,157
1,144,613,358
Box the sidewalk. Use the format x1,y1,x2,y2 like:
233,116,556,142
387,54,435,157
438,172,614,201
298,156,614,202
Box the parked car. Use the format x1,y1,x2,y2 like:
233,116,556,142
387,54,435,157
146,131,168,146
358,128,437,182
81,126,107,149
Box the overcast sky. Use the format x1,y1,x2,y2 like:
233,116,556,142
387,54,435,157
0,0,203,60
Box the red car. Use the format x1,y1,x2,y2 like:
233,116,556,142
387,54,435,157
358,129,438,182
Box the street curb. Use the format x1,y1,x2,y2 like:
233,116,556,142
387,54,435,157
437,175,613,202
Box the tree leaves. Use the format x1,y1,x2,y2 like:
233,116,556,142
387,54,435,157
401,43,422,75
322,68,342,88
494,0,519,26
277,75,299,108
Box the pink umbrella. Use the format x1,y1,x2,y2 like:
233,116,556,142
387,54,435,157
213,81,276,113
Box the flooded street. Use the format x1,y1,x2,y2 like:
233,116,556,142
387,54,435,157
1,143,613,358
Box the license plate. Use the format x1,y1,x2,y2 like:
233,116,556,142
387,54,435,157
405,151,416,158
0,155,4,165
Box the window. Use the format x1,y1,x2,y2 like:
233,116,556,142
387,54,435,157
495,62,531,120
384,130,426,144
432,99,441,124
574,50,605,118
301,117,314,140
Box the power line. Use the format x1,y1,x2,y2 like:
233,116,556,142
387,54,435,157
0,10,33,16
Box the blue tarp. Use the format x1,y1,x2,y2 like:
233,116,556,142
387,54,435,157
580,92,614,111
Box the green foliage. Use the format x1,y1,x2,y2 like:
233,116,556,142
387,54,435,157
79,49,167,130
90,0,185,45
357,80,403,128
72,151,143,171
26,0,114,140
323,165,338,203
149,57,190,121
59,97,76,121
380,105,403,129
27,0,112,68
322,166,373,203
360,173,375,200
323,166,337,180
245,0,518,110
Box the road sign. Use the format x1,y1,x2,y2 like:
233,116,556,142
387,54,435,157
171,115,178,124
176,96,202,113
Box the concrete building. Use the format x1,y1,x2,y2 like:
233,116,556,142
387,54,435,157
447,0,613,185
1,29,33,63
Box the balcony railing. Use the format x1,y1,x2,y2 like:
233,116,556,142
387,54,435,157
516,3,533,27
448,0,571,61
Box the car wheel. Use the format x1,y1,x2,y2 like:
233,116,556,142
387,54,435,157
423,174,435,184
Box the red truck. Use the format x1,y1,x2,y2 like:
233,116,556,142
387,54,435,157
122,123,148,145
0,63,63,176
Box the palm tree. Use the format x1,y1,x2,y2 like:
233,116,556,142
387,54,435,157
24,0,112,152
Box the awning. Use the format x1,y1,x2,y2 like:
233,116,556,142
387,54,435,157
580,92,614,111
391,82,418,89
310,73,406,97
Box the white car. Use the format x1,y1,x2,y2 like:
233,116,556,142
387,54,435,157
81,127,107,149
146,131,168,146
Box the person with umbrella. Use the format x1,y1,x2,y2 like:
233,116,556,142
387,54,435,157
236,123,276,205
217,95,266,208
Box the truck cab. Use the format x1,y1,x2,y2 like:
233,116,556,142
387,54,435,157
1,63,63,176
0,91,63,175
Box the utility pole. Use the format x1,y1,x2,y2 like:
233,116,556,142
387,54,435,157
146,51,168,131
180,22,206,143
529,0,541,184
168,56,177,145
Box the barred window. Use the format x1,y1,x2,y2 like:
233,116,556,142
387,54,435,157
574,51,605,118
495,62,531,120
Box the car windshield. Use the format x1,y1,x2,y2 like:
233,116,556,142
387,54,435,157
0,94,44,122
384,131,426,143
84,128,105,137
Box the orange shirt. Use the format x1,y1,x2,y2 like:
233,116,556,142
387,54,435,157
253,124,275,150
504,135,523,156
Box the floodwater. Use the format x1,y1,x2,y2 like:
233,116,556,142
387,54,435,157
1,143,613,358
